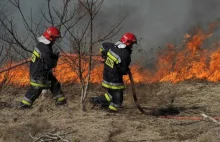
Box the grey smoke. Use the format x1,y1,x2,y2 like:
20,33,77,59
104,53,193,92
5,0,220,63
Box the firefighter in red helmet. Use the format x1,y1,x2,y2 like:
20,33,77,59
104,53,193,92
20,26,67,108
90,32,137,112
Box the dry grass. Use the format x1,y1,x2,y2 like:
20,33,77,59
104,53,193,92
0,81,220,142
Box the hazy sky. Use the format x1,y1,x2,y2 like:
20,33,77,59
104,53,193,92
7,0,220,62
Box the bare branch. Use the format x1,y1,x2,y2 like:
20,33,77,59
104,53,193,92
8,0,38,43
40,9,52,24
0,13,32,53
95,15,127,43
78,0,90,11
29,132,70,142
47,0,54,26
92,0,104,19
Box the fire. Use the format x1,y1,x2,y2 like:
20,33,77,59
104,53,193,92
1,22,220,87
54,55,104,84
0,61,29,86
155,23,219,83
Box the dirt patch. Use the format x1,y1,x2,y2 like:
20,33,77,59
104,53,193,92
2,118,51,142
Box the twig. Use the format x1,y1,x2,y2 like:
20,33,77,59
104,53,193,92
29,132,70,142
201,113,220,125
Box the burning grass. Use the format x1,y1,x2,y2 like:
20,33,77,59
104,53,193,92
1,22,220,87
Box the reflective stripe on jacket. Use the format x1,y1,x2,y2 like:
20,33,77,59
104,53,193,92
101,42,132,90
30,42,58,82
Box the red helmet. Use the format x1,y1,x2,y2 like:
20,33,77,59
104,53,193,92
120,32,137,46
43,27,61,41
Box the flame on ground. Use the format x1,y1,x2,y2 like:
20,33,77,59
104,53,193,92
1,23,220,87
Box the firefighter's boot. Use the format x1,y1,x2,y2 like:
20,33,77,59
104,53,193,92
90,94,111,109
108,91,123,112
19,98,32,109
89,97,100,105
55,96,67,106
19,102,31,109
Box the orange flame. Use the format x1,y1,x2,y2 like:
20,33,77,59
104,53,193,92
155,23,219,83
0,61,30,86
1,23,220,86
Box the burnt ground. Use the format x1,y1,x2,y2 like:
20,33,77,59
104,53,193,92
0,81,220,142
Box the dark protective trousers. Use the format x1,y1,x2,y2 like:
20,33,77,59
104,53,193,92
93,89,123,111
22,73,65,106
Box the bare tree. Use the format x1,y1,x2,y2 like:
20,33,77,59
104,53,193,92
61,0,126,111
0,0,125,111
0,0,84,58
0,0,85,84
0,44,16,95
0,0,16,94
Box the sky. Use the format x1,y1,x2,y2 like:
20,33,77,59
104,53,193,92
6,0,220,63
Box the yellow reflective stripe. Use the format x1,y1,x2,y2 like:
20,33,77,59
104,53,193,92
21,100,31,106
30,81,47,87
33,50,40,58
57,97,65,102
107,52,119,64
104,93,111,102
102,82,125,89
109,105,117,111
100,46,104,52
105,57,114,68
31,54,36,62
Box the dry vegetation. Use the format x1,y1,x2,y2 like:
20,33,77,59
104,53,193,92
0,81,220,142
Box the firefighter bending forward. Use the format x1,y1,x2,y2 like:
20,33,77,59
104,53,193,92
90,33,137,112
20,27,67,109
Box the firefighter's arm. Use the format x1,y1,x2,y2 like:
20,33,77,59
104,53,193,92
118,56,131,75
41,52,59,69
100,45,106,59
100,43,110,59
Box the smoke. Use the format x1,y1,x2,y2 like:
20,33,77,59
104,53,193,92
5,0,220,63
96,0,220,62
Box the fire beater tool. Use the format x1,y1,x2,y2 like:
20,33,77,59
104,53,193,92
0,58,31,74
0,53,102,74
128,70,151,115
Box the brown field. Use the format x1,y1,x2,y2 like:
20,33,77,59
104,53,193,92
0,81,220,142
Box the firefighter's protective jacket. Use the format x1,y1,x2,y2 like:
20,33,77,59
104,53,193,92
29,36,59,87
101,41,132,90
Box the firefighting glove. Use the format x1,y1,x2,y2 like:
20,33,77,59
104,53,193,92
126,67,131,75
52,52,60,62
55,52,60,58
128,67,131,73
51,52,59,68
118,65,130,75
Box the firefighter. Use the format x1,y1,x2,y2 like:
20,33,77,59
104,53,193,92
20,26,67,109
90,32,137,112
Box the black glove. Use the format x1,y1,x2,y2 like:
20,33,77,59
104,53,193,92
53,52,60,60
55,52,60,58
127,68,131,74
119,67,130,75
124,67,130,75
102,55,107,59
